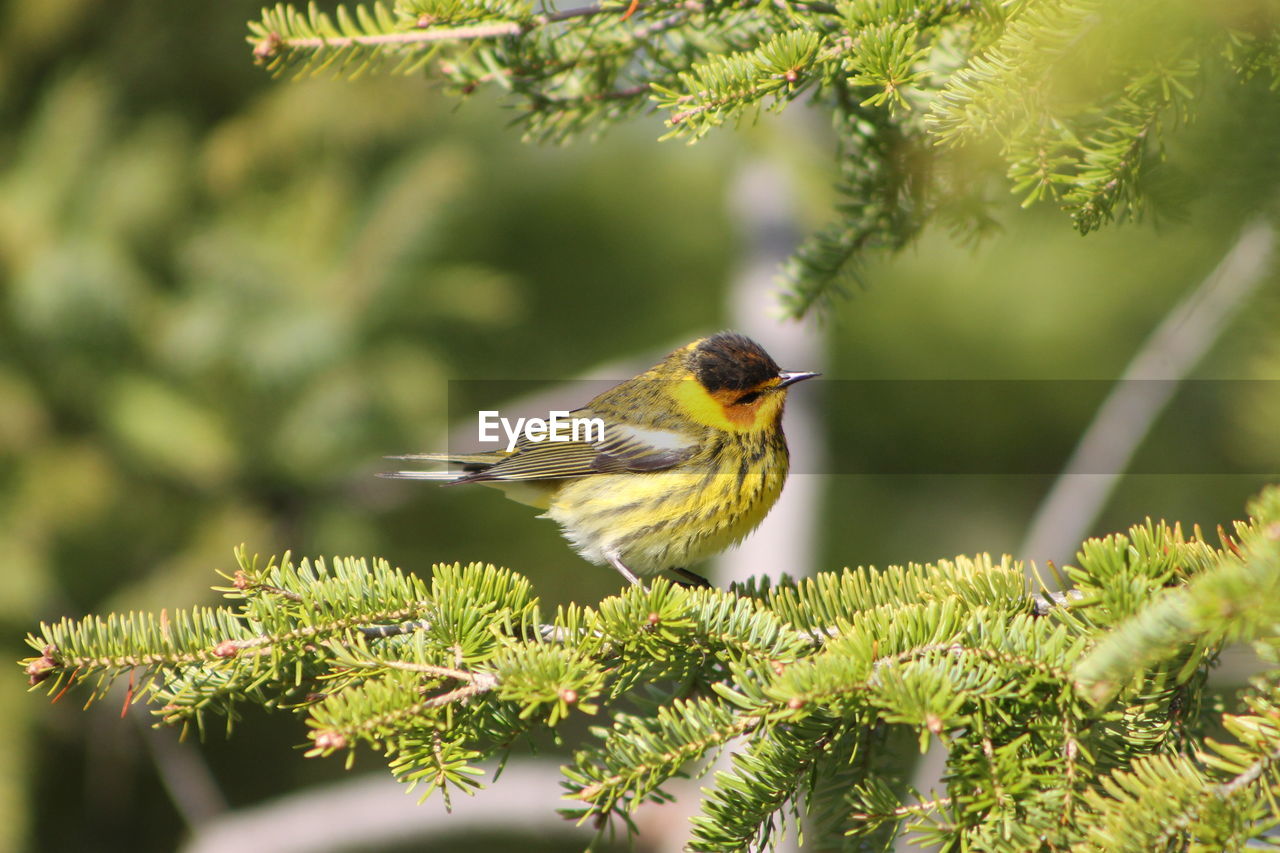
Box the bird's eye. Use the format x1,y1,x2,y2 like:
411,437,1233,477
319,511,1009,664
734,390,763,406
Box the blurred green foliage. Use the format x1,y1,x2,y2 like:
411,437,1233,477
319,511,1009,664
2,0,1279,851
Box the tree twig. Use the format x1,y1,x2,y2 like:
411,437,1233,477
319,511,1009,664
254,1,657,59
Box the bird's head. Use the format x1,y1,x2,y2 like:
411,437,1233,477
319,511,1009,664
664,332,818,433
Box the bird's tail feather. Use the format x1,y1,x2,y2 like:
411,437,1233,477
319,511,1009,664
378,470,472,482
385,452,504,464
379,451,505,483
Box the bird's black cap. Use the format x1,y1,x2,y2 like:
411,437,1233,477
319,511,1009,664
692,332,781,392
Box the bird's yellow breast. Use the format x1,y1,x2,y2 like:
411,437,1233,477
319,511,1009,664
541,431,789,575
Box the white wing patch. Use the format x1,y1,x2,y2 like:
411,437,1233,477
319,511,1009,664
610,424,697,454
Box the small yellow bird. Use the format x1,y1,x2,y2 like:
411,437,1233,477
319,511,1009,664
386,333,818,587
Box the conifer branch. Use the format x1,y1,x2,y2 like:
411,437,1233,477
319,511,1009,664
1217,741,1280,800
21,486,1280,846
1073,487,1280,704
246,0,1280,316
257,19,520,56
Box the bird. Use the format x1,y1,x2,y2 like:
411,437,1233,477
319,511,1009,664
384,332,818,587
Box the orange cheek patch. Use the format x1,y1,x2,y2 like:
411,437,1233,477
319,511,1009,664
713,389,761,427
713,388,786,430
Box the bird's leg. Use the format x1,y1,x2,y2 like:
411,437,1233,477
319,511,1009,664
670,567,712,588
606,552,643,586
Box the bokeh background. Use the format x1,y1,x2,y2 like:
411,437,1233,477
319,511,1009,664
2,1,1278,851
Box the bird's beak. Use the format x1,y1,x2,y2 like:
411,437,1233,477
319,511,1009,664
777,370,820,388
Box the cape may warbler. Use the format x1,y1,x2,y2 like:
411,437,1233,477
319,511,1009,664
386,332,818,587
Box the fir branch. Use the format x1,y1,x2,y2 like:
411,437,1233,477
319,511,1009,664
847,781,952,833
1215,741,1280,801
779,97,931,317
1224,21,1280,90
652,29,834,141
1075,753,1234,852
21,486,1280,843
927,0,1116,145
1074,491,1280,705
563,697,755,814
846,22,932,112
389,733,487,806
247,0,1280,317
306,668,500,755
764,552,1029,638
250,0,636,70
688,714,851,851
493,643,605,724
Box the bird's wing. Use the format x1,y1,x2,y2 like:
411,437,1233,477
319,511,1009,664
457,419,699,483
